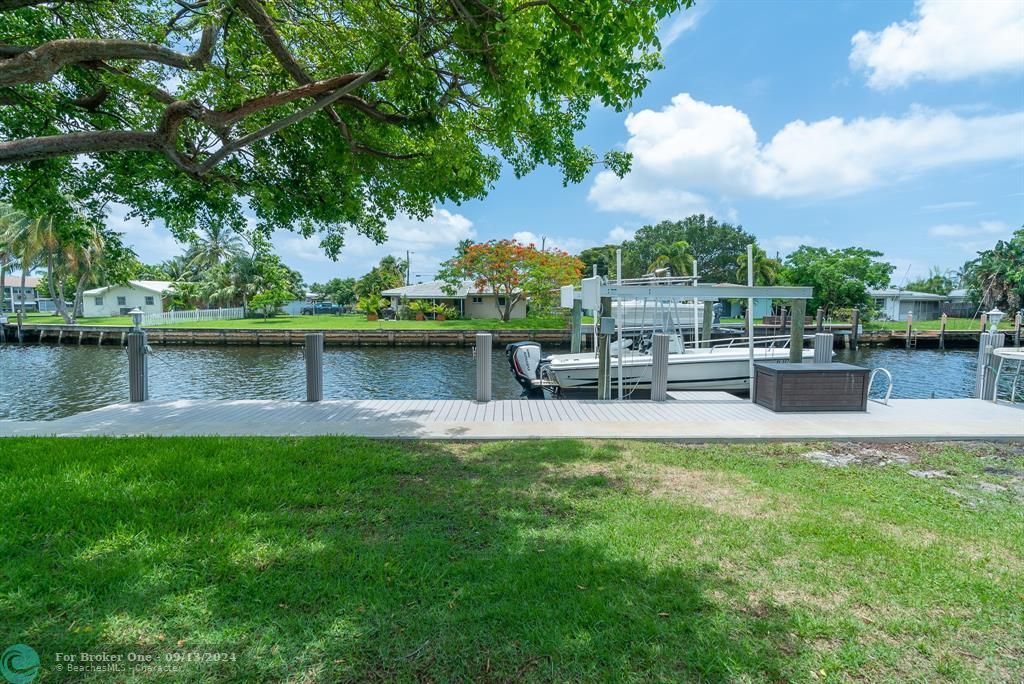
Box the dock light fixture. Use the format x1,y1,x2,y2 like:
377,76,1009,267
986,308,1004,333
129,307,144,331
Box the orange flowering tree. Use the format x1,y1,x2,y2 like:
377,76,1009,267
440,240,583,321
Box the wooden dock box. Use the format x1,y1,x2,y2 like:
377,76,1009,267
754,362,869,412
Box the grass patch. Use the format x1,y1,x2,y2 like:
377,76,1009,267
20,313,574,330
1,438,1021,681
864,317,1013,332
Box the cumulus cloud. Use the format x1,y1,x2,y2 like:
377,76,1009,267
927,220,1015,254
850,0,1024,89
588,93,1024,217
274,208,475,282
105,203,185,264
511,231,592,254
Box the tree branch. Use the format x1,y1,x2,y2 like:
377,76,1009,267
0,24,218,86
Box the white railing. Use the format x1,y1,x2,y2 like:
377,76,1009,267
142,307,245,326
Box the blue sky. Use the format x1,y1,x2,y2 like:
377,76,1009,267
117,0,1024,286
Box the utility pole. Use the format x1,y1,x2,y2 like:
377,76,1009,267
405,250,412,286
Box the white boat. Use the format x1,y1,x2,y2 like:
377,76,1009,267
506,337,817,395
542,345,813,393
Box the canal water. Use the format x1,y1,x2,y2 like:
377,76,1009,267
0,343,989,421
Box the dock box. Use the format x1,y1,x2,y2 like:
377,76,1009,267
754,362,869,412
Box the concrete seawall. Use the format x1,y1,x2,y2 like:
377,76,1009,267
1,323,1017,349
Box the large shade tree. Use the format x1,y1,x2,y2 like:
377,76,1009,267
0,0,689,255
439,239,582,320
782,246,895,317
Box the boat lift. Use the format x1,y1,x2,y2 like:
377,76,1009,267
559,247,814,401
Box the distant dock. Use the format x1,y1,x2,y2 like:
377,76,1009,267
2,322,1015,349
3,392,1020,441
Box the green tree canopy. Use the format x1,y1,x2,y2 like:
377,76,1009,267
355,255,405,298
961,228,1024,314
582,215,758,281
0,0,689,256
310,277,357,306
782,246,895,316
904,266,956,296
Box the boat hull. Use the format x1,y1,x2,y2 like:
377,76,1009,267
543,348,815,392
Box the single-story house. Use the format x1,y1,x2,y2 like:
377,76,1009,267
870,288,946,321
717,298,773,320
943,288,976,318
1,275,40,312
382,280,528,319
83,280,174,317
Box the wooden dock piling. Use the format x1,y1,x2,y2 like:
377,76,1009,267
905,313,913,350
789,300,806,363
815,307,824,333
939,313,947,350
1015,312,1022,348
850,308,860,350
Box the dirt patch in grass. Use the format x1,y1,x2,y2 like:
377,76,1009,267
802,443,919,468
645,467,784,518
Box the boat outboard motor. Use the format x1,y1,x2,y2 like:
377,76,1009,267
505,341,546,399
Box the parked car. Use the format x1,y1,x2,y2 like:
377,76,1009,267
300,302,339,315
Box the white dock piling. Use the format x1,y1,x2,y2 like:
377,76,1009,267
975,331,1005,400
304,332,324,402
127,331,149,402
650,333,669,402
813,333,834,363
475,333,492,402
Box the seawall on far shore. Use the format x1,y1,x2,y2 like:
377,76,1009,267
2,322,1017,349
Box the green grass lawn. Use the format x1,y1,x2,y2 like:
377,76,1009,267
864,317,1013,332
20,313,575,330
1,438,1021,682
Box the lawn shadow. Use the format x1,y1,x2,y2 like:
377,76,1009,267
3,437,807,682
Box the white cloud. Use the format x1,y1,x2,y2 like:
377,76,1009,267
850,0,1024,89
588,93,1024,217
105,203,185,264
273,208,475,282
659,3,710,48
759,234,832,258
927,220,1015,254
511,231,592,254
606,226,635,243
921,200,977,211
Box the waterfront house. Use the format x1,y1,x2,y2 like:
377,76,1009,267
382,280,528,319
2,275,41,312
869,288,946,321
83,281,173,317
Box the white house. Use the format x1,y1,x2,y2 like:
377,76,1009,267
382,280,528,319
83,280,174,317
869,288,946,321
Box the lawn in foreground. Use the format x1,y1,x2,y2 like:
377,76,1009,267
1,438,1021,682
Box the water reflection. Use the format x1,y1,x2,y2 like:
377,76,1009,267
0,342,1004,421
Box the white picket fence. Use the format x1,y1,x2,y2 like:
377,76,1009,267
143,307,246,327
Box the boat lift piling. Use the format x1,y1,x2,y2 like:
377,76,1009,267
650,333,670,401
564,272,814,400
475,333,492,402
789,300,806,363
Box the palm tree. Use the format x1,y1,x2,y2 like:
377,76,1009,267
3,212,44,332
67,226,106,320
647,240,694,277
187,225,246,271
736,245,781,285
0,204,26,314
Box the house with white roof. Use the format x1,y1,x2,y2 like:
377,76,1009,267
83,280,174,318
869,288,947,321
381,280,527,319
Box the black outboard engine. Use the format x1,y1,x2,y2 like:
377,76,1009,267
505,341,547,399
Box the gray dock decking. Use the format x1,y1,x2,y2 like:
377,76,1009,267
2,392,1021,441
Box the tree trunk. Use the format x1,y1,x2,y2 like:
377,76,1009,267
17,269,26,338
47,252,73,324
72,273,88,321
0,263,6,313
